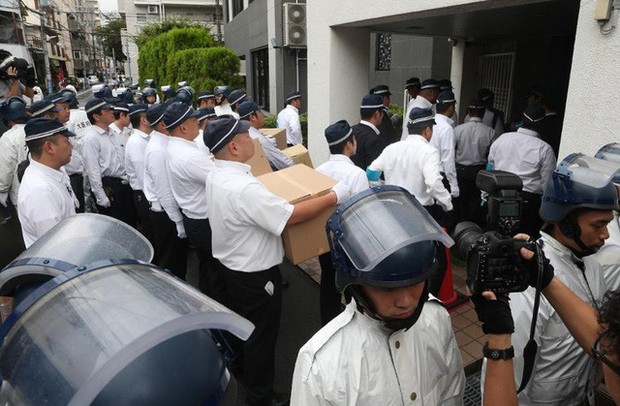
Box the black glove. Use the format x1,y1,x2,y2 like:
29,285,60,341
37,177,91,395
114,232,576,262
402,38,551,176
523,244,554,290
471,293,514,334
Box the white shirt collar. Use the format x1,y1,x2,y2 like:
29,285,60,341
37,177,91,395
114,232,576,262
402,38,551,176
93,125,109,136
435,114,453,126
214,158,252,173
133,128,151,140
359,120,380,135
169,135,199,148
406,134,429,144
329,154,355,165
31,159,65,182
109,122,122,134
517,127,539,137
286,104,299,113
469,117,483,123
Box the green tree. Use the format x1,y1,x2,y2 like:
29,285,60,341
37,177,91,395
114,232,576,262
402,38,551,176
134,18,205,48
166,47,242,92
95,18,126,62
138,27,215,86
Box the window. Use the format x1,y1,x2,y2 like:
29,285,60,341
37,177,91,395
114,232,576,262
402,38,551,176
251,49,269,109
375,33,392,71
73,50,82,59
232,0,244,18
136,13,147,22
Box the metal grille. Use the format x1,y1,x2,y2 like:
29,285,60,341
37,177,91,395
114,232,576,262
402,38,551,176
376,33,392,71
478,52,515,122
463,370,482,406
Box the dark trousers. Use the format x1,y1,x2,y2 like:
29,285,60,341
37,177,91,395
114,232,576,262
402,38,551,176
132,190,154,242
69,173,85,214
424,204,448,297
182,215,225,302
0,201,25,268
519,191,543,239
318,252,342,326
221,264,282,405
150,209,188,279
456,164,486,226
96,177,137,227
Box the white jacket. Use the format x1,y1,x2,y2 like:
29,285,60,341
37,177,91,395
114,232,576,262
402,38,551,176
595,211,620,290
291,300,465,405
502,231,606,405
0,123,27,206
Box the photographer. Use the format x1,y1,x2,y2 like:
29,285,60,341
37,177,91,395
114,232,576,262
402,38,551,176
479,155,619,405
0,50,35,103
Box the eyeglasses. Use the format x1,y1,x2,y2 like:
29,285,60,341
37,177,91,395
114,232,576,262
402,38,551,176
592,331,620,377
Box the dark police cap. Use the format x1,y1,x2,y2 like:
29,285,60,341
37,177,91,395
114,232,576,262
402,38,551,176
163,101,202,131
147,103,167,126
405,77,421,89
203,115,251,154
238,101,261,120
522,105,546,124
29,99,55,117
468,99,486,110
438,79,453,92
24,118,74,141
196,107,217,122
369,85,391,96
325,120,352,146
408,107,436,128
0,97,28,121
360,94,384,110
129,103,148,116
84,98,112,114
198,91,215,101
112,102,130,113
45,92,69,105
286,90,302,102
420,79,439,90
436,90,456,105
477,88,493,102
228,89,247,106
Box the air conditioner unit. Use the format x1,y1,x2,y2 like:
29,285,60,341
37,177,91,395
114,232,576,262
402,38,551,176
283,3,306,48
147,5,159,14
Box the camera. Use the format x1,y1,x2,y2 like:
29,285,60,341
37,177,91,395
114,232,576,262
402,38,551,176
452,170,534,294
0,55,37,88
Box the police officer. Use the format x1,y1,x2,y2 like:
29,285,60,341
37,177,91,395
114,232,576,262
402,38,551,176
124,103,153,241
431,90,459,201
405,77,421,102
142,87,158,105
277,90,303,146
109,102,132,152
203,115,350,406
143,103,188,279
369,85,398,144
214,85,233,117
401,78,439,140
438,79,458,126
176,86,195,106
464,88,505,138
291,187,465,404
454,99,496,225
18,118,78,247
315,120,369,325
197,91,216,109
350,94,387,171
238,101,292,171
488,105,556,238
165,102,220,298
228,89,246,119
82,98,134,226
502,154,617,405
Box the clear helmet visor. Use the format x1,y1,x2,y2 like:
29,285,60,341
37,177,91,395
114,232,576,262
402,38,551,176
333,188,453,273
557,153,620,188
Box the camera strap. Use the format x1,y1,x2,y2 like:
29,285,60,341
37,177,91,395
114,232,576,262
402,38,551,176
517,242,544,393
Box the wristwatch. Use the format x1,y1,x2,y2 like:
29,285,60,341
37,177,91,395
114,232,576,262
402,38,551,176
483,342,514,360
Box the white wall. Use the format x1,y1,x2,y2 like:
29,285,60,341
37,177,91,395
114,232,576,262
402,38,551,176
560,2,620,159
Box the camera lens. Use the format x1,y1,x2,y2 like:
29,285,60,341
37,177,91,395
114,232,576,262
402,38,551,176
451,221,484,260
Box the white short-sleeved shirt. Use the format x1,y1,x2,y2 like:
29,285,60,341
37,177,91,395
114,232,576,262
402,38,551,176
0,123,27,206
291,300,465,405
430,114,459,196
277,104,302,145
144,131,183,224
454,117,495,166
368,135,453,211
124,129,150,191
63,109,91,176
206,159,294,272
166,136,214,219
315,154,369,196
488,128,556,194
17,160,77,247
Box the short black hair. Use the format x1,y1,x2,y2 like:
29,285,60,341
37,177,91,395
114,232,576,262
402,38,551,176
26,135,54,158
328,134,354,155
87,107,104,124
468,106,486,117
436,103,453,114
130,112,145,129
360,107,382,121
113,110,127,121
407,125,431,135
598,289,620,357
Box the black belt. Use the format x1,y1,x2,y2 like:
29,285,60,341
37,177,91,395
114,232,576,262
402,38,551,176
69,173,83,179
102,176,123,186
456,163,485,169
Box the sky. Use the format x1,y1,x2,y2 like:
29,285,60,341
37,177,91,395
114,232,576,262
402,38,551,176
99,0,117,12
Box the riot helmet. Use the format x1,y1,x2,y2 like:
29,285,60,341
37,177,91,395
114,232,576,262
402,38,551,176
540,153,620,254
214,85,230,105
326,186,454,330
176,86,195,105
0,96,29,123
60,89,79,109
142,87,158,104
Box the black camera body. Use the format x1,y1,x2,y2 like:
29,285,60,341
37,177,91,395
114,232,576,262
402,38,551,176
464,229,534,294
452,170,532,293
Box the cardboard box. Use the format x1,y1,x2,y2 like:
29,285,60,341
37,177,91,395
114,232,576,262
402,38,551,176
247,138,273,176
257,164,337,264
260,128,287,150
283,144,313,168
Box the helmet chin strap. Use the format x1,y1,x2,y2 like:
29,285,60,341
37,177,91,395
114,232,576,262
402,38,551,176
571,235,599,257
350,282,430,331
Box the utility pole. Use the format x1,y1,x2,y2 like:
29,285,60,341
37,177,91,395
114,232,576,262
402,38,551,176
39,12,53,93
